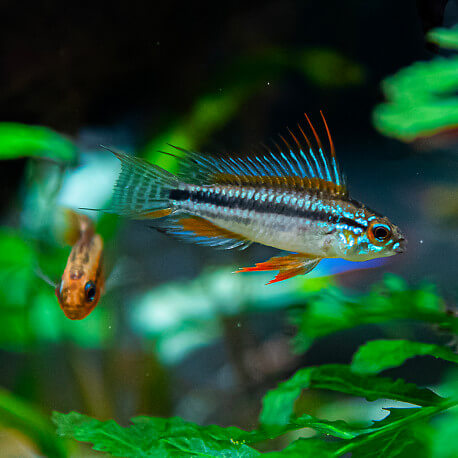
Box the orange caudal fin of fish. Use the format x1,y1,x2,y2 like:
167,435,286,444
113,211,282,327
235,253,321,284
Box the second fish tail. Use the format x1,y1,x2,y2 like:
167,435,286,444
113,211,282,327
109,151,182,219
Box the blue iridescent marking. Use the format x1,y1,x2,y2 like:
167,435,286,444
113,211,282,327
299,149,316,177
262,155,278,176
270,152,290,176
280,152,297,176
331,157,340,185
245,157,264,176
309,148,325,180
318,148,332,182
290,151,306,177
230,157,248,176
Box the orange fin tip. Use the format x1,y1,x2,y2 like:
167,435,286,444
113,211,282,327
235,253,321,284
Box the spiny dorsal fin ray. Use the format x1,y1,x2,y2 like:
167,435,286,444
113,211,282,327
163,113,347,196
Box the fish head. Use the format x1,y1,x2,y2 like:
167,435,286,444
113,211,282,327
55,276,102,320
334,214,407,262
56,234,104,320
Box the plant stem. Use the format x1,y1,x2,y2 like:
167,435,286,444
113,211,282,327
334,398,458,456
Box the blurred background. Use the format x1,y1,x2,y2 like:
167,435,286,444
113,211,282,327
0,0,457,456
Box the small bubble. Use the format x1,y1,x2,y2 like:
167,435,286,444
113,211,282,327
236,322,242,328
266,81,271,86
419,240,424,244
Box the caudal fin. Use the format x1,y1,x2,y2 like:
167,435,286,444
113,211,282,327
108,151,180,219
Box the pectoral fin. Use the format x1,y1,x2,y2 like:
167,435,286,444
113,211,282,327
235,253,321,284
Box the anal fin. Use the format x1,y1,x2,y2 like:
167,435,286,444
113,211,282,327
235,253,321,284
158,215,252,250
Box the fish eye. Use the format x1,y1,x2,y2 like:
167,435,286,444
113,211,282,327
374,225,390,241
368,222,392,246
84,281,97,302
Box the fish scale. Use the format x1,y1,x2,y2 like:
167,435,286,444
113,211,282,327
167,184,369,255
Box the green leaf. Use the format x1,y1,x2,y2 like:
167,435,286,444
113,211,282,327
53,411,262,457
263,438,339,457
0,123,76,162
372,26,458,142
431,410,458,458
260,364,443,426
0,388,69,457
350,427,429,458
351,340,458,375
292,275,456,353
427,25,458,50
285,414,374,440
334,402,457,457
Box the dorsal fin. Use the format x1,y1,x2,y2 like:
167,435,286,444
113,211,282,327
164,113,347,197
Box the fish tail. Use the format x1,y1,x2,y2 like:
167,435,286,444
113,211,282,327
56,208,94,245
109,151,180,219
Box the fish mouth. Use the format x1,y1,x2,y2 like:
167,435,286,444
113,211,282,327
63,309,86,320
393,238,407,254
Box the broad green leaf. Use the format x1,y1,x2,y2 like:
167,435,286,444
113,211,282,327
163,437,260,457
351,340,458,375
0,123,76,162
264,438,339,457
53,411,261,457
0,388,68,457
260,364,443,426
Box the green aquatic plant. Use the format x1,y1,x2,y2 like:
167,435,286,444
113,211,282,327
373,25,458,141
290,274,457,353
0,123,76,163
0,41,455,457
52,274,458,456
53,339,458,456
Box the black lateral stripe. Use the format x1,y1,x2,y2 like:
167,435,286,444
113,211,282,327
169,189,190,201
169,188,366,230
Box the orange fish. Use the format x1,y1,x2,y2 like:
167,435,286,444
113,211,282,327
54,210,105,320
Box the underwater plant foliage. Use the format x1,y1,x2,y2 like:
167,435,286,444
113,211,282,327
373,26,458,142
0,10,456,456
